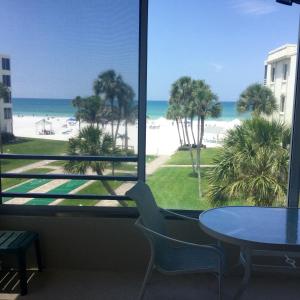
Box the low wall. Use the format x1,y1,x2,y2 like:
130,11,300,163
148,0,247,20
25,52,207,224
0,213,239,271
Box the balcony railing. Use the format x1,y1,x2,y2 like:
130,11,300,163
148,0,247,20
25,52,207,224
0,154,138,205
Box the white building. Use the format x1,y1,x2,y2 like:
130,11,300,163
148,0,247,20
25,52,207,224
264,44,297,125
0,54,13,133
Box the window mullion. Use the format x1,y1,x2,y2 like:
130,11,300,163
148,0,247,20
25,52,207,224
287,19,300,208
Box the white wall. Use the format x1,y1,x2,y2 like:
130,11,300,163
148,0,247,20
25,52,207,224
0,54,13,134
265,45,297,126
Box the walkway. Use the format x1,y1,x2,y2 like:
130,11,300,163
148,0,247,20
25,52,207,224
26,179,87,205
4,156,173,207
5,179,69,205
163,164,216,168
95,155,171,207
7,160,54,174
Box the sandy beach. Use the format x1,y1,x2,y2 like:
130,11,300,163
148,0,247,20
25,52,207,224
12,115,241,155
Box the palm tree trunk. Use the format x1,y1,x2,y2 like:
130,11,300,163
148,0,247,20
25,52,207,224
175,118,183,147
196,115,202,198
112,163,115,177
190,116,196,146
114,119,121,145
97,169,127,207
110,99,114,139
125,119,128,151
110,99,116,176
200,116,205,151
180,119,186,145
184,117,196,174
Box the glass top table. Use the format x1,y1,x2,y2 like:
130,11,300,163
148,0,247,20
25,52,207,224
199,206,300,251
199,206,300,299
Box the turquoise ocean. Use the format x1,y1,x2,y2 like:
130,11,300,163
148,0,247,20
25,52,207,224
12,98,250,121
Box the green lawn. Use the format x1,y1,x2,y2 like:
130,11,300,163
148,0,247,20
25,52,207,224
50,155,158,172
1,138,67,171
146,155,157,163
111,162,136,172
147,166,247,210
48,160,138,172
147,167,212,210
2,167,54,190
58,179,123,206
47,160,65,167
167,148,221,165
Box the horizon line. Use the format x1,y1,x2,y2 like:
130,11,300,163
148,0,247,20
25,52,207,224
13,97,237,102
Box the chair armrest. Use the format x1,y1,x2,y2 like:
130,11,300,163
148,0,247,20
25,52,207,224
160,208,199,222
161,209,222,248
135,218,224,260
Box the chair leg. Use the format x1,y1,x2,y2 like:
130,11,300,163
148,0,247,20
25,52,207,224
218,273,222,300
218,255,224,300
17,251,27,296
138,260,154,300
34,238,43,272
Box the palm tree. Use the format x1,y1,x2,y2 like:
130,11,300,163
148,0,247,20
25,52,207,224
72,96,84,130
0,82,9,103
170,76,196,173
114,82,136,146
207,117,290,207
237,83,277,116
123,98,138,152
191,80,221,197
189,112,196,146
72,96,110,129
166,103,183,147
73,96,106,128
93,70,123,140
64,126,127,207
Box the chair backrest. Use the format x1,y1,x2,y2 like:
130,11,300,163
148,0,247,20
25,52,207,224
125,181,166,235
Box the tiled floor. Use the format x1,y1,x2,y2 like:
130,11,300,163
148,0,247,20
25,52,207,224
5,269,299,300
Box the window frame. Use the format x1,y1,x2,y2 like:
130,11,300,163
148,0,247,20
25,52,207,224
280,94,285,113
264,64,268,85
264,65,268,80
3,107,12,120
1,0,300,217
271,66,276,82
3,91,11,104
1,58,10,71
283,63,288,80
0,0,148,216
287,23,300,208
2,75,11,87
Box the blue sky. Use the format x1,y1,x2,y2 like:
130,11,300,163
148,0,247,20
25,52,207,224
0,0,299,101
0,0,139,99
148,0,299,100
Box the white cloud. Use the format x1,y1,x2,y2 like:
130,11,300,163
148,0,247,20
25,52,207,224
232,0,278,16
210,63,224,72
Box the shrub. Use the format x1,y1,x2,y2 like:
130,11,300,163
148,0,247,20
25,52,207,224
1,132,15,144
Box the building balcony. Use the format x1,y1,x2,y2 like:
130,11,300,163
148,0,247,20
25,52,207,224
0,210,298,300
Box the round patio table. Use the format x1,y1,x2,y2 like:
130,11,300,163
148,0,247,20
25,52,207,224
199,206,300,299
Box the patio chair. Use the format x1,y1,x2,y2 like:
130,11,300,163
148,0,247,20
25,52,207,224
125,181,225,300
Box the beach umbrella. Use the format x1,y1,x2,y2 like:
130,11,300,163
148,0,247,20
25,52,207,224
35,119,53,135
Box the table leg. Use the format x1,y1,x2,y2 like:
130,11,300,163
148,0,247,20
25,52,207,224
17,250,28,296
234,247,252,300
34,238,43,271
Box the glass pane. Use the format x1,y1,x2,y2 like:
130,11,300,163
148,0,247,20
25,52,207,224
0,0,140,207
146,1,298,209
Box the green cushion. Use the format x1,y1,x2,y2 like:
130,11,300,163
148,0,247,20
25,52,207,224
0,231,38,252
